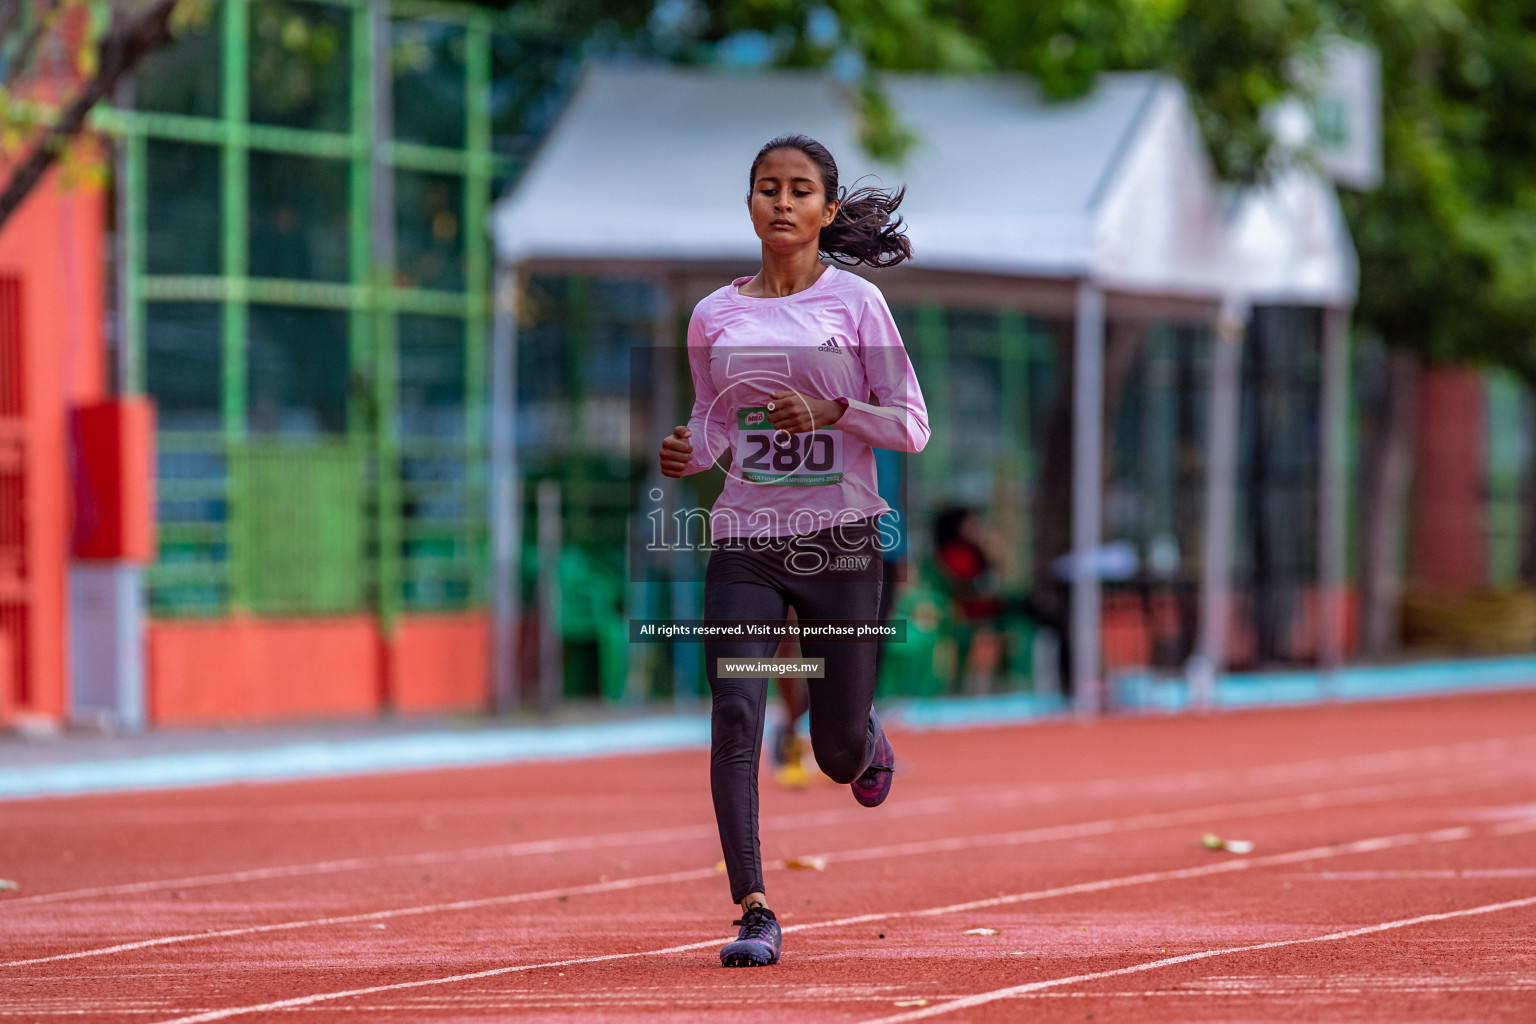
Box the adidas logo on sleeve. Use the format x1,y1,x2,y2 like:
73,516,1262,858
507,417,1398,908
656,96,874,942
817,337,843,354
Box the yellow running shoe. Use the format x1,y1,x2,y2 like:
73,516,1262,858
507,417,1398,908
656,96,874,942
774,730,808,788
774,759,808,789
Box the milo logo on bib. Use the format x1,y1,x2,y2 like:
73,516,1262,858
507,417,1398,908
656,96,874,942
735,406,844,486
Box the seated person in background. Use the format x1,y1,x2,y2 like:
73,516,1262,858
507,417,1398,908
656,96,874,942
932,507,1003,693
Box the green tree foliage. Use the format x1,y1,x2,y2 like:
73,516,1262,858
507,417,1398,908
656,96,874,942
5,0,1530,371
523,1,1327,177
523,0,1534,370
1340,0,1536,374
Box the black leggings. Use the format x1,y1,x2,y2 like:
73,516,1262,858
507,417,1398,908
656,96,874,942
704,518,884,903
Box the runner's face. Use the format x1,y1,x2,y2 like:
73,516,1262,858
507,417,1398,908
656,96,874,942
749,148,838,250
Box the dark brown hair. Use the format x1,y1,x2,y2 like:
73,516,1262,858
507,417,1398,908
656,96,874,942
747,134,912,269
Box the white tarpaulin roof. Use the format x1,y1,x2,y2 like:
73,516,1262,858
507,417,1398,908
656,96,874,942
493,64,1355,306
1228,169,1359,305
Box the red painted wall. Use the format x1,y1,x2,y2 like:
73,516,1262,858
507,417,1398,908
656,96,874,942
392,612,489,714
148,612,489,725
0,163,106,723
1413,368,1486,595
149,615,382,725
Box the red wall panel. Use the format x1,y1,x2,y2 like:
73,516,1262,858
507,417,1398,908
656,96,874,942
71,398,157,561
1413,368,1486,595
0,166,107,721
148,612,490,725
148,615,380,725
391,612,489,713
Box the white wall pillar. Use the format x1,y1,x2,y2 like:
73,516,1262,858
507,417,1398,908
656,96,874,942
489,266,520,712
69,564,145,731
1318,306,1351,689
1189,297,1247,710
536,478,563,715
1071,282,1105,716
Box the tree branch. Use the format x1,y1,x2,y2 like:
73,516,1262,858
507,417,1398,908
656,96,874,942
0,0,25,57
0,0,177,232
6,2,56,90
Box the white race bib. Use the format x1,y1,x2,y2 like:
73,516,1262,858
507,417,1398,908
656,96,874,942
735,406,844,485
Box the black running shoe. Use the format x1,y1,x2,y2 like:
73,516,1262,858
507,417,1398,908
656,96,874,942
720,905,782,967
851,710,895,808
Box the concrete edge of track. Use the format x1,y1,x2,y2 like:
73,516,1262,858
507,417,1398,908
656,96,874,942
1,656,1534,801
898,654,1536,728
0,716,713,802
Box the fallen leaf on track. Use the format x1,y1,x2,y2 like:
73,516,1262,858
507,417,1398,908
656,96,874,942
894,1000,929,1007
1200,833,1255,854
963,927,1000,936
0,880,18,891
786,857,826,871
715,860,726,873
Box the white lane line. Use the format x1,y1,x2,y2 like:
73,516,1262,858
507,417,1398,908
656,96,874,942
0,824,719,909
0,867,718,969
1304,869,1536,879
2,769,1518,969
134,820,1504,1024
814,769,1505,868
858,894,1536,1023
8,733,1533,911
3,764,1512,969
995,985,1536,998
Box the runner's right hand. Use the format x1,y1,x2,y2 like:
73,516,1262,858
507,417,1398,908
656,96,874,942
658,425,693,478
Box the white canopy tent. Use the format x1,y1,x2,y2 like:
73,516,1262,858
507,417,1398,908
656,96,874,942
488,63,1358,713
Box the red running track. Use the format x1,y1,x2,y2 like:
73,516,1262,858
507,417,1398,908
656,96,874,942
5,691,1536,1022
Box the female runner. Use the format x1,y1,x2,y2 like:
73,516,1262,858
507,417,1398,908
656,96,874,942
657,134,930,967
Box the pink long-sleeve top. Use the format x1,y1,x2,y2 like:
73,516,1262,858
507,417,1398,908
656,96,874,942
679,265,930,540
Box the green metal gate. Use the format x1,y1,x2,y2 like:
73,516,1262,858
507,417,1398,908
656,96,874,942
99,0,571,621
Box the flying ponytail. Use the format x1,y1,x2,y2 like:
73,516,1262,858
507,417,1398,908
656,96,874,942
747,134,913,269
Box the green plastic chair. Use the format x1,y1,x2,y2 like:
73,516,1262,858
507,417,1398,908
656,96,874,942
877,574,953,698
556,547,629,702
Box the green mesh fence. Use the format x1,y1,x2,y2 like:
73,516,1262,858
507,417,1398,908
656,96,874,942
231,441,368,614
145,141,221,276
150,434,231,617
120,0,575,620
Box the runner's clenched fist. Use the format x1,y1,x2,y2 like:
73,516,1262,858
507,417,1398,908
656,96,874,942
658,425,693,478
765,389,845,435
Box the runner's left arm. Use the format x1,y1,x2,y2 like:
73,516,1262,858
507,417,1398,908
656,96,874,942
830,290,930,453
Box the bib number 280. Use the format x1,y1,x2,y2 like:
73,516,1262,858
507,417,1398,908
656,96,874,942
735,406,844,485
